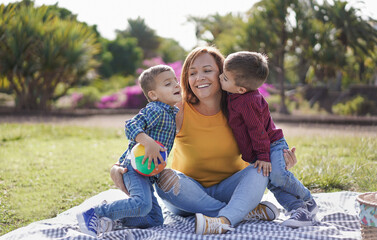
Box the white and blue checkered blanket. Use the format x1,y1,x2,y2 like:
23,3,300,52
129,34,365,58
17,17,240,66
1,190,362,240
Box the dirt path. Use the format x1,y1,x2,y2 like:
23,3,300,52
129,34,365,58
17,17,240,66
1,113,377,137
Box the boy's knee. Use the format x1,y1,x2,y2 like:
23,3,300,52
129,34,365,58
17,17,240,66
269,169,288,187
139,201,153,217
157,169,180,195
132,196,153,216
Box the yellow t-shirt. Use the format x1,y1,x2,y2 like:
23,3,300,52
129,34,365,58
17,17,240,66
172,102,248,188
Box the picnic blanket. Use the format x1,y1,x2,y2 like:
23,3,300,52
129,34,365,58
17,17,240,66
1,190,362,240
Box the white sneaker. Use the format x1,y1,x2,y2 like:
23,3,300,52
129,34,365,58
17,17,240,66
195,213,234,235
244,201,279,221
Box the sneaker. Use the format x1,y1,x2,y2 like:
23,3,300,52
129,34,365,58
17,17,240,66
76,208,114,237
282,207,314,228
306,199,319,215
195,213,234,235
244,201,279,221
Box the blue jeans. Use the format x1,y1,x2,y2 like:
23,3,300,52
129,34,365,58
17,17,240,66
155,165,268,226
95,163,163,228
268,137,312,212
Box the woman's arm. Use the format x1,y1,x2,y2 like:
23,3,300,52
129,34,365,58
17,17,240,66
110,164,129,195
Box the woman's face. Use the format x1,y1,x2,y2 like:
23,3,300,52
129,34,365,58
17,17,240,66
188,53,221,102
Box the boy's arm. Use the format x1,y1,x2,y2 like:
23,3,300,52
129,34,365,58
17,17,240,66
240,100,272,176
125,107,166,169
240,99,271,163
125,107,160,141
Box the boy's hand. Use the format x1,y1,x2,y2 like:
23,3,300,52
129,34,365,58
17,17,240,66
142,139,166,170
253,160,272,177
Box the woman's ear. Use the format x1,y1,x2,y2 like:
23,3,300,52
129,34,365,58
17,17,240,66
148,90,158,101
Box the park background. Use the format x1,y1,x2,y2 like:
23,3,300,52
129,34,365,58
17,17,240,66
0,0,377,236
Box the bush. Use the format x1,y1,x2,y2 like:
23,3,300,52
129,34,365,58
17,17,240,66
91,75,136,95
56,86,101,109
332,95,375,116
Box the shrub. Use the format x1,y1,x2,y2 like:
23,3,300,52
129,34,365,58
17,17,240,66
0,2,99,110
332,95,375,116
56,86,101,109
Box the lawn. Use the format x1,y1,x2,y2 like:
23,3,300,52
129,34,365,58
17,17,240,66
1,123,376,236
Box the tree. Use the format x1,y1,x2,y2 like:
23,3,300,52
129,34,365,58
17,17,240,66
188,13,245,55
107,38,143,76
315,0,377,86
0,2,99,110
241,0,302,114
116,17,160,59
157,38,186,63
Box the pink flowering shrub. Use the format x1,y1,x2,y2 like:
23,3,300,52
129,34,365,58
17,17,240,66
259,83,274,98
97,57,183,109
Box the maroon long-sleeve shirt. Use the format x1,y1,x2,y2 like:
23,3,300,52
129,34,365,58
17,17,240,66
227,90,284,163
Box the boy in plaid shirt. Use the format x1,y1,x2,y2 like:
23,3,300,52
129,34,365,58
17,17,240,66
77,65,182,237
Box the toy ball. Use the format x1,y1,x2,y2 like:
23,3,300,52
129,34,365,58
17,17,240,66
130,141,167,176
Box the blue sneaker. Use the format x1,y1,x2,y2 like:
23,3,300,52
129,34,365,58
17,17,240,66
76,208,114,237
306,199,319,215
282,207,314,228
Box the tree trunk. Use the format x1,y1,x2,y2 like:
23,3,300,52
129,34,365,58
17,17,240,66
298,57,310,85
277,67,289,114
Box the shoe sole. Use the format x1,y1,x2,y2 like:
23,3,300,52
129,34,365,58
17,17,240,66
76,213,97,237
260,201,280,220
195,213,205,234
281,219,314,228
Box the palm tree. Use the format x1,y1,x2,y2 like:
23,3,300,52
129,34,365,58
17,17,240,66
315,0,377,85
0,2,99,110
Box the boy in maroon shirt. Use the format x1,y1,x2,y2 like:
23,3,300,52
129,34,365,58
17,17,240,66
220,51,318,228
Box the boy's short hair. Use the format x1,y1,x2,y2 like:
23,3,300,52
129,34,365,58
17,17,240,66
225,51,269,91
139,65,175,101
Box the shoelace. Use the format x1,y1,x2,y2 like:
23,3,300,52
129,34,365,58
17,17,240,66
287,207,311,220
88,215,98,231
246,208,267,220
205,217,235,234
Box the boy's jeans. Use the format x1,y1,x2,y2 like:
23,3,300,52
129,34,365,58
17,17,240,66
156,165,268,226
95,163,163,228
268,137,312,212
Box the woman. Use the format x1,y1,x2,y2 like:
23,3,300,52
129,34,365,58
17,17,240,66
111,46,297,235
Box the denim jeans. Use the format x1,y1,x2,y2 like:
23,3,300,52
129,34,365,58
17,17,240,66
95,163,163,228
155,165,268,226
268,137,312,212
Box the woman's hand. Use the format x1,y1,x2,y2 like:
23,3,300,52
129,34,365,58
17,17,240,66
110,165,130,196
284,147,297,170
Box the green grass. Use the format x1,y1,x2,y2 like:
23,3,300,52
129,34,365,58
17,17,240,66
0,124,125,235
1,123,376,236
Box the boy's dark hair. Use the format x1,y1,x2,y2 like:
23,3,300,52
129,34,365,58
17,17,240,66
139,65,174,101
224,51,269,91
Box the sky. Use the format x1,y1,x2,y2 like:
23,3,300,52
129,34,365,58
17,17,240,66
1,0,376,50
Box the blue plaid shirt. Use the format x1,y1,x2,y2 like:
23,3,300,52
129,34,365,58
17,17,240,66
119,101,179,166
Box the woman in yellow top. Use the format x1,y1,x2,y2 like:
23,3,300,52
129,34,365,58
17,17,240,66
111,46,297,235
